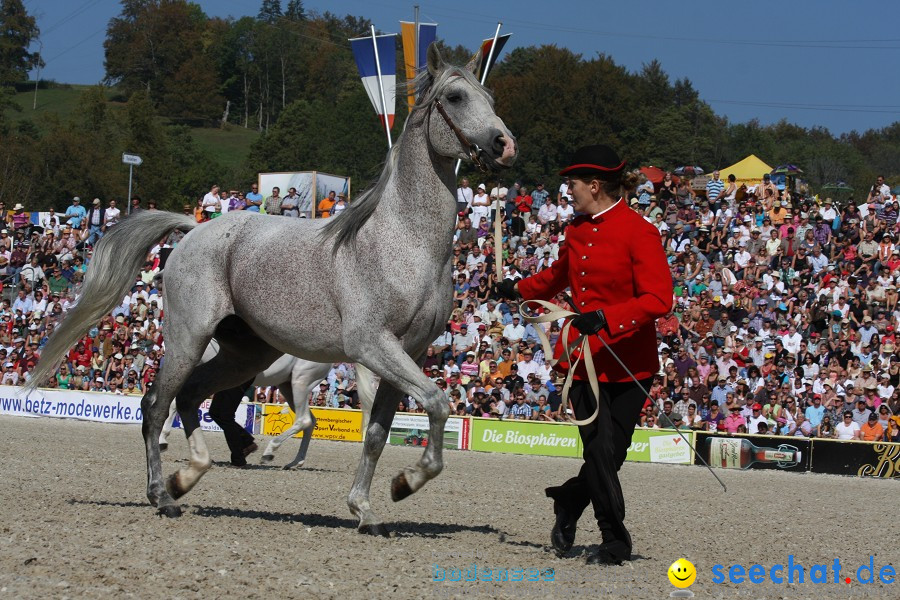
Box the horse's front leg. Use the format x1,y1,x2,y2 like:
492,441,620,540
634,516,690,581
347,381,401,536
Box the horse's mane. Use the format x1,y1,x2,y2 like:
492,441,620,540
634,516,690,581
320,65,492,255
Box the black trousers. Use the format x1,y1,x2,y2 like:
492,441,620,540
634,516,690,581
547,377,650,549
208,378,256,464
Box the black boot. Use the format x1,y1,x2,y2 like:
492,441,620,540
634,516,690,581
586,529,632,565
546,488,577,557
230,441,258,467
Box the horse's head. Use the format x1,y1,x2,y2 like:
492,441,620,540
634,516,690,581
417,44,517,172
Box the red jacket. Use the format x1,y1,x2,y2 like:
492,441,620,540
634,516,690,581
517,201,673,382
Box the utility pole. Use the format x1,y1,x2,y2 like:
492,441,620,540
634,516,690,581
33,39,43,110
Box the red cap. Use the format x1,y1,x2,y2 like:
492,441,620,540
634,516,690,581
814,393,822,399
752,403,762,410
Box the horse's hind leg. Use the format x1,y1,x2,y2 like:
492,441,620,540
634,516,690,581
158,400,177,451
261,361,329,467
142,339,210,517
347,381,401,536
278,383,317,470
356,363,377,434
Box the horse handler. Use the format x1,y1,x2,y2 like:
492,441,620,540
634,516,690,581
498,145,672,564
208,378,258,467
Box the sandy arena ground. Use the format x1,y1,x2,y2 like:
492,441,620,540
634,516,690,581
1,415,898,600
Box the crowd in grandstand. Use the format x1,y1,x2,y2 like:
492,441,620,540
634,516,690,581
6,170,900,442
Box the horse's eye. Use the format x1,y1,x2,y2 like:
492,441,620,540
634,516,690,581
446,93,462,104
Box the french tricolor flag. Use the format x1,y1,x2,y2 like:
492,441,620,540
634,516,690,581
350,34,398,130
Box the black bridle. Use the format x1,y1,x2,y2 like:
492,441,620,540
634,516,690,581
432,99,492,174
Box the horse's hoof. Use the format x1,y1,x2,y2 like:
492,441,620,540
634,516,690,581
391,472,413,502
157,504,182,518
165,473,187,500
359,523,391,537
159,443,168,452
283,461,304,471
260,454,274,464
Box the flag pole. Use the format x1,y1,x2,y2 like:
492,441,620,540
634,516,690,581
481,23,504,287
455,22,502,175
371,25,392,149
414,5,420,74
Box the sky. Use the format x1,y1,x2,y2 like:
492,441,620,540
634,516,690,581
21,0,900,135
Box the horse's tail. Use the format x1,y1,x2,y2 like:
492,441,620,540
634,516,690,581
26,212,197,393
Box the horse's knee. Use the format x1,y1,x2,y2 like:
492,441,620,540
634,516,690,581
364,424,388,449
295,414,314,430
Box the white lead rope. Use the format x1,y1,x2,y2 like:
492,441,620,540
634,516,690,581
518,299,600,427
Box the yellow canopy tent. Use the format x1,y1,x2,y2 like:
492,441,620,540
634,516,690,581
717,154,773,188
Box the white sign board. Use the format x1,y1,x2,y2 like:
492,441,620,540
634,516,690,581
122,153,143,166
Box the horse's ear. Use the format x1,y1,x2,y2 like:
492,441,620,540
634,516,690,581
465,49,483,77
426,43,443,77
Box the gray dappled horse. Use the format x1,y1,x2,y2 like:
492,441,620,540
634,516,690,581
158,347,377,470
28,45,516,535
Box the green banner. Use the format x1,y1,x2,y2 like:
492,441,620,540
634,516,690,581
626,428,694,464
469,418,581,457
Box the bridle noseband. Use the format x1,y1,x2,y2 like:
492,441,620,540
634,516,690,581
432,99,492,174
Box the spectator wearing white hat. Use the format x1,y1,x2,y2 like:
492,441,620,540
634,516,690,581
470,184,491,225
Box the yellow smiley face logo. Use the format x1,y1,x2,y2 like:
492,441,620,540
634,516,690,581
668,558,696,588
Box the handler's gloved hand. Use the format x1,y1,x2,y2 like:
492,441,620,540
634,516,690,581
571,309,607,336
496,279,520,301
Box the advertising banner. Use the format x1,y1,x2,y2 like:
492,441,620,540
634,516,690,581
261,404,363,442
469,418,581,458
388,412,468,450
0,385,255,434
0,385,143,424
694,432,810,472
170,398,253,434
257,172,315,216
256,171,351,217
810,438,900,479
626,428,694,464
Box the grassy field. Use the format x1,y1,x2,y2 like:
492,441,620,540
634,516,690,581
190,124,260,170
10,83,107,124
8,85,259,171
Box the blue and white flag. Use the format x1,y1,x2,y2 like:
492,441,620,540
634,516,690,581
349,34,398,129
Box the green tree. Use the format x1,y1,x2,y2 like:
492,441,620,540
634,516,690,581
103,0,210,110
284,0,306,21
248,84,386,189
258,0,282,23
0,0,43,131
0,0,42,84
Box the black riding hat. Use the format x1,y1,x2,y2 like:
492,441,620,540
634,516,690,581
558,145,626,177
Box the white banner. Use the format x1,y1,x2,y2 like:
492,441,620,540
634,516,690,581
389,413,467,449
0,385,254,433
0,386,144,423
170,398,253,433
649,432,693,464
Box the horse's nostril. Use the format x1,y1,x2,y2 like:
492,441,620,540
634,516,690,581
491,134,506,154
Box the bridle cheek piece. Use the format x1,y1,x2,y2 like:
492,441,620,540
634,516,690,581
432,99,492,173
